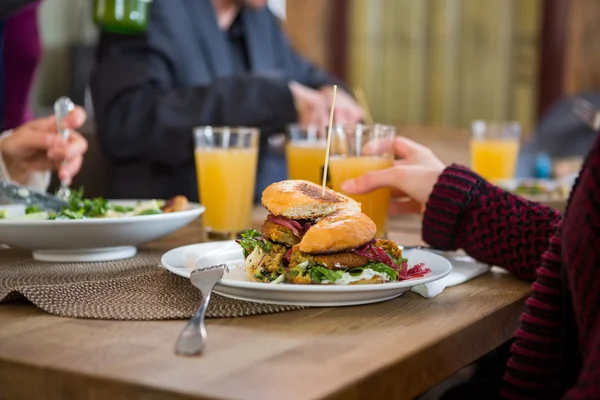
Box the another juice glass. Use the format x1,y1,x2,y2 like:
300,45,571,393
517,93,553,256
194,126,260,240
328,124,396,238
470,121,521,181
285,124,327,184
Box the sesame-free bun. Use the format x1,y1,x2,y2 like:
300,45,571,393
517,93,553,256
299,212,376,254
261,180,360,220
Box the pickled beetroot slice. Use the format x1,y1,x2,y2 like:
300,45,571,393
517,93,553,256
352,242,431,280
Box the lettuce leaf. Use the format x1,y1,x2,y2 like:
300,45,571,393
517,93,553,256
237,230,272,258
309,266,344,283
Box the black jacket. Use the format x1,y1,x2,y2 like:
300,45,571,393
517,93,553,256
90,0,344,201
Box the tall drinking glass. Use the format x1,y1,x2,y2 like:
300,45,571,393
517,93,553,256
470,121,521,181
328,124,396,238
194,126,259,240
285,124,327,184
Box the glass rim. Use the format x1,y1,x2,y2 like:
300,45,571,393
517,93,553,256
193,126,260,135
471,120,521,139
286,123,396,130
331,123,396,130
471,120,521,128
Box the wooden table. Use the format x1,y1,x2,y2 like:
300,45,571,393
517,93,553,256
0,209,531,400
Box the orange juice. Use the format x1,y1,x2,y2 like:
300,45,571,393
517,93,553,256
329,156,394,238
195,148,258,235
470,138,520,180
285,141,326,184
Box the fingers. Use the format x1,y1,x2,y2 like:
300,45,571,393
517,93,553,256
389,199,423,216
64,131,88,160
341,166,404,194
47,131,88,181
58,155,83,184
392,137,434,160
61,106,87,130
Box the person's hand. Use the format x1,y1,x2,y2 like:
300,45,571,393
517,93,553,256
340,137,446,214
288,81,330,129
0,106,88,185
320,86,365,125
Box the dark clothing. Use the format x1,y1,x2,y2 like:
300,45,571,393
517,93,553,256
90,0,344,201
423,134,600,398
0,0,37,18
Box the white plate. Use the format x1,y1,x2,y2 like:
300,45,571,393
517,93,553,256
160,241,452,307
0,200,205,262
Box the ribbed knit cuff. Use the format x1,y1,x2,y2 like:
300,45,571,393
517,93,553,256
422,164,483,249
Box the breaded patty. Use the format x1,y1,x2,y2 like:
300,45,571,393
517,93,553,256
261,220,300,247
289,245,368,270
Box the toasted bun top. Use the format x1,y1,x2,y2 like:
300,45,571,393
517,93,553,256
261,180,360,220
299,212,376,254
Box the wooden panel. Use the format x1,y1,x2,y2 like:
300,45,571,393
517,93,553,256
512,0,542,133
564,0,600,94
348,0,543,132
283,0,331,70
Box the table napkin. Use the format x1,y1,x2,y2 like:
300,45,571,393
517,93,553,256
410,250,490,298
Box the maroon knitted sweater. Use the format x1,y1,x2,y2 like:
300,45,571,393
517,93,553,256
422,137,600,399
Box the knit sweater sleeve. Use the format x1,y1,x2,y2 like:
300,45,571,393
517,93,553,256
422,164,563,281
501,234,566,399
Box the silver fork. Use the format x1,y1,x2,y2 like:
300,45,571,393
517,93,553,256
53,96,75,200
573,97,600,131
174,263,228,356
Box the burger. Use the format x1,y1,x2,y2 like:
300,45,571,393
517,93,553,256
236,180,430,285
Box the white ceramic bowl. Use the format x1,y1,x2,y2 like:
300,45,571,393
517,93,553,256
0,201,205,262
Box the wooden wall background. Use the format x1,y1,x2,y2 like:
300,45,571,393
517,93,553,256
564,0,600,94
347,0,543,132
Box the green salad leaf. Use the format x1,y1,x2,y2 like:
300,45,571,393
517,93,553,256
367,262,398,281
237,230,272,258
53,188,109,219
25,205,43,214
309,266,343,283
111,205,134,213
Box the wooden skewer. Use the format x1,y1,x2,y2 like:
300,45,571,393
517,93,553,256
322,85,338,196
354,87,373,125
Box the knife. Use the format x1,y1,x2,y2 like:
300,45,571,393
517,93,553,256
0,181,67,212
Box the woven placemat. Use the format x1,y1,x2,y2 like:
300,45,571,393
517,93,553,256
0,251,304,320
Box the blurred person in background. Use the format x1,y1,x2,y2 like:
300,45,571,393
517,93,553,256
91,0,364,202
0,1,88,191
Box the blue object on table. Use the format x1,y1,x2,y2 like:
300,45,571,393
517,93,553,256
534,152,552,179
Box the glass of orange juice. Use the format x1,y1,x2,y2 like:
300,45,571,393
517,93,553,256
328,124,396,238
470,121,521,181
194,126,260,240
285,124,327,184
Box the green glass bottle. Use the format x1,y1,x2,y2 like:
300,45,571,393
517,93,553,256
93,0,152,35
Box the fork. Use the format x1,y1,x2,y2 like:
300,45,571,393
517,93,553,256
573,97,600,131
174,263,228,356
53,96,76,200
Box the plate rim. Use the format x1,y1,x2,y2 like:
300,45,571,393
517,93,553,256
160,240,453,291
0,201,205,225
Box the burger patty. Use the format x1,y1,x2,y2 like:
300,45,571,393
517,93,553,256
289,246,368,270
261,220,300,247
